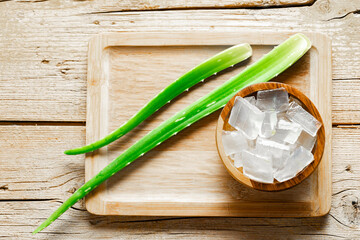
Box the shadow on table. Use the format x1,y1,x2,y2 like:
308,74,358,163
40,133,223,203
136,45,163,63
46,213,330,239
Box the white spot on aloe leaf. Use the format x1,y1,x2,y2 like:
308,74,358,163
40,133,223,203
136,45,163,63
206,101,216,107
175,117,185,122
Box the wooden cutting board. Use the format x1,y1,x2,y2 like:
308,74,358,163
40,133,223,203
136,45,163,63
85,32,332,217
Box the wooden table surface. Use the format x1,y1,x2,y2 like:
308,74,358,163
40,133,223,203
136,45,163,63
1,0,359,239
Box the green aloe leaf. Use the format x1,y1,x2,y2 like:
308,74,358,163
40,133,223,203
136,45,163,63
65,43,252,155
33,33,311,234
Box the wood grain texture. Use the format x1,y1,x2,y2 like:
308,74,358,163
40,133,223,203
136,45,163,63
217,83,326,192
0,201,357,240
0,126,86,200
0,125,359,238
0,0,359,238
5,0,316,12
94,0,316,11
0,0,359,122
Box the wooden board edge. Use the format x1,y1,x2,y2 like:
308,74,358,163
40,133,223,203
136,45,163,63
307,32,332,216
85,34,111,214
85,31,333,216
100,201,316,217
95,31,319,47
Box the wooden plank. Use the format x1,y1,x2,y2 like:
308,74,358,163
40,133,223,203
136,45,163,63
1,199,359,239
0,0,359,122
0,124,360,236
98,0,315,11
0,126,86,201
6,0,316,12
333,80,360,124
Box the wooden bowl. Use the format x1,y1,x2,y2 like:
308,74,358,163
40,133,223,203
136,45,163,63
216,82,325,191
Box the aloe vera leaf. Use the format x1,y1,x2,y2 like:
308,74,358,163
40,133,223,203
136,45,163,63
64,43,252,155
33,33,311,234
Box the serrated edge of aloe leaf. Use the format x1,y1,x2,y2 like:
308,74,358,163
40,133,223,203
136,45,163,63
64,43,252,155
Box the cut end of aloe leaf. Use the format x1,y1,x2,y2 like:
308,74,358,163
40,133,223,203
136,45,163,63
244,43,252,54
230,43,252,65
233,43,252,58
293,33,312,50
279,33,311,59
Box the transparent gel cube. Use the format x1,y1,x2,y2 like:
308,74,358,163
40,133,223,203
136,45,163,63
286,101,322,137
259,111,277,138
222,130,248,156
255,137,291,171
247,139,256,150
244,96,256,105
274,146,314,182
289,95,303,106
256,88,289,112
242,150,274,184
296,130,317,151
276,111,287,120
233,152,243,168
270,118,302,144
228,96,265,140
